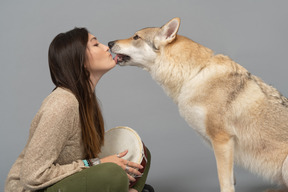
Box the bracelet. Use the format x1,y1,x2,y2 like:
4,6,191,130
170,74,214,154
83,159,90,167
87,159,93,166
89,158,101,166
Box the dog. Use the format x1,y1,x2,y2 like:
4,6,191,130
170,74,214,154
108,17,288,192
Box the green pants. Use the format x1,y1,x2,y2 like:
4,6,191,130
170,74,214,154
39,148,151,192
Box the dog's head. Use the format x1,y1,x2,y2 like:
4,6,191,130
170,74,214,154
108,17,180,70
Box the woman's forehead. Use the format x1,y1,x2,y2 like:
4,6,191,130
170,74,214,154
88,33,97,41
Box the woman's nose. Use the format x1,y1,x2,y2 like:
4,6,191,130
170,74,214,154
103,44,109,51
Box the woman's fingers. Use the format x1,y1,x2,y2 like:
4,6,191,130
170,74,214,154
127,173,136,182
116,150,143,169
127,166,143,177
114,150,144,181
126,160,143,169
125,166,143,182
116,150,128,158
122,164,142,177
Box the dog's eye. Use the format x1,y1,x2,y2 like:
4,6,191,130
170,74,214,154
133,35,140,40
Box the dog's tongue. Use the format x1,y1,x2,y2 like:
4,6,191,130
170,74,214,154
113,55,118,63
114,54,124,64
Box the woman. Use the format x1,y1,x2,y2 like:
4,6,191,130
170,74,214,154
5,28,153,192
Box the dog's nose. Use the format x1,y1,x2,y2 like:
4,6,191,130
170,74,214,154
108,41,115,49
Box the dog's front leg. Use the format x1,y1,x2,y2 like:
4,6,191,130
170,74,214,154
212,136,235,192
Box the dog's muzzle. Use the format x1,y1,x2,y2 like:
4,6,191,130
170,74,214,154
108,41,131,65
108,41,115,49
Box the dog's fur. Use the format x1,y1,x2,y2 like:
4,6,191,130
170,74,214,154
108,18,288,192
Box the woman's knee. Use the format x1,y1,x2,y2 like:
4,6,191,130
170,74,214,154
102,163,128,182
87,163,129,192
146,147,151,162
41,163,129,192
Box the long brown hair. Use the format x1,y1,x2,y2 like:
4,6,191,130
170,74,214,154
48,27,104,159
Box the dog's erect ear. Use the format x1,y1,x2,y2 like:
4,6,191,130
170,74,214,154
154,17,180,48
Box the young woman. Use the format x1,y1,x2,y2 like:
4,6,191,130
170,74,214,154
5,28,153,192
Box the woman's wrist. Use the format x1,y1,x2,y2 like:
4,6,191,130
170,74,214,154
82,158,101,167
82,159,90,167
89,158,101,166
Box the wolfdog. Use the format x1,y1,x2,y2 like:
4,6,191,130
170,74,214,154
108,17,288,192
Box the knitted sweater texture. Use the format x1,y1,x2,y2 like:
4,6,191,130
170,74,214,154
5,87,86,192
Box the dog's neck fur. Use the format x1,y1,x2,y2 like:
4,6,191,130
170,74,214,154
149,35,214,103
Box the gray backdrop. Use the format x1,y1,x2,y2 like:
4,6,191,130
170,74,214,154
1,1,288,191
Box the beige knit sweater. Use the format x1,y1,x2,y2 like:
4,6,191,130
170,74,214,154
5,87,87,192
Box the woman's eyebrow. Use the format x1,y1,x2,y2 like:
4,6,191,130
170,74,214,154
90,37,97,42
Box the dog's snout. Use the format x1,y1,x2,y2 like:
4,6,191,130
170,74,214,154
108,41,115,49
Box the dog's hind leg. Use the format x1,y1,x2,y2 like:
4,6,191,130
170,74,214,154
281,154,288,190
263,154,288,192
211,135,235,192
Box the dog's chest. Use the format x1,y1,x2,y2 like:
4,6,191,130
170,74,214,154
178,103,209,140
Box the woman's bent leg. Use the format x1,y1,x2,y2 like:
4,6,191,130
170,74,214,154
41,163,129,192
132,148,151,192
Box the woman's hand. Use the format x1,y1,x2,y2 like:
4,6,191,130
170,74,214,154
100,150,143,183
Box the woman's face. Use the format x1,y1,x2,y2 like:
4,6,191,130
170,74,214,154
85,33,116,84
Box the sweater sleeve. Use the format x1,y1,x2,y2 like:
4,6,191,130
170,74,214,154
20,95,86,190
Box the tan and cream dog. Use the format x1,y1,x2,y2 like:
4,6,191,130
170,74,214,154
108,18,288,192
